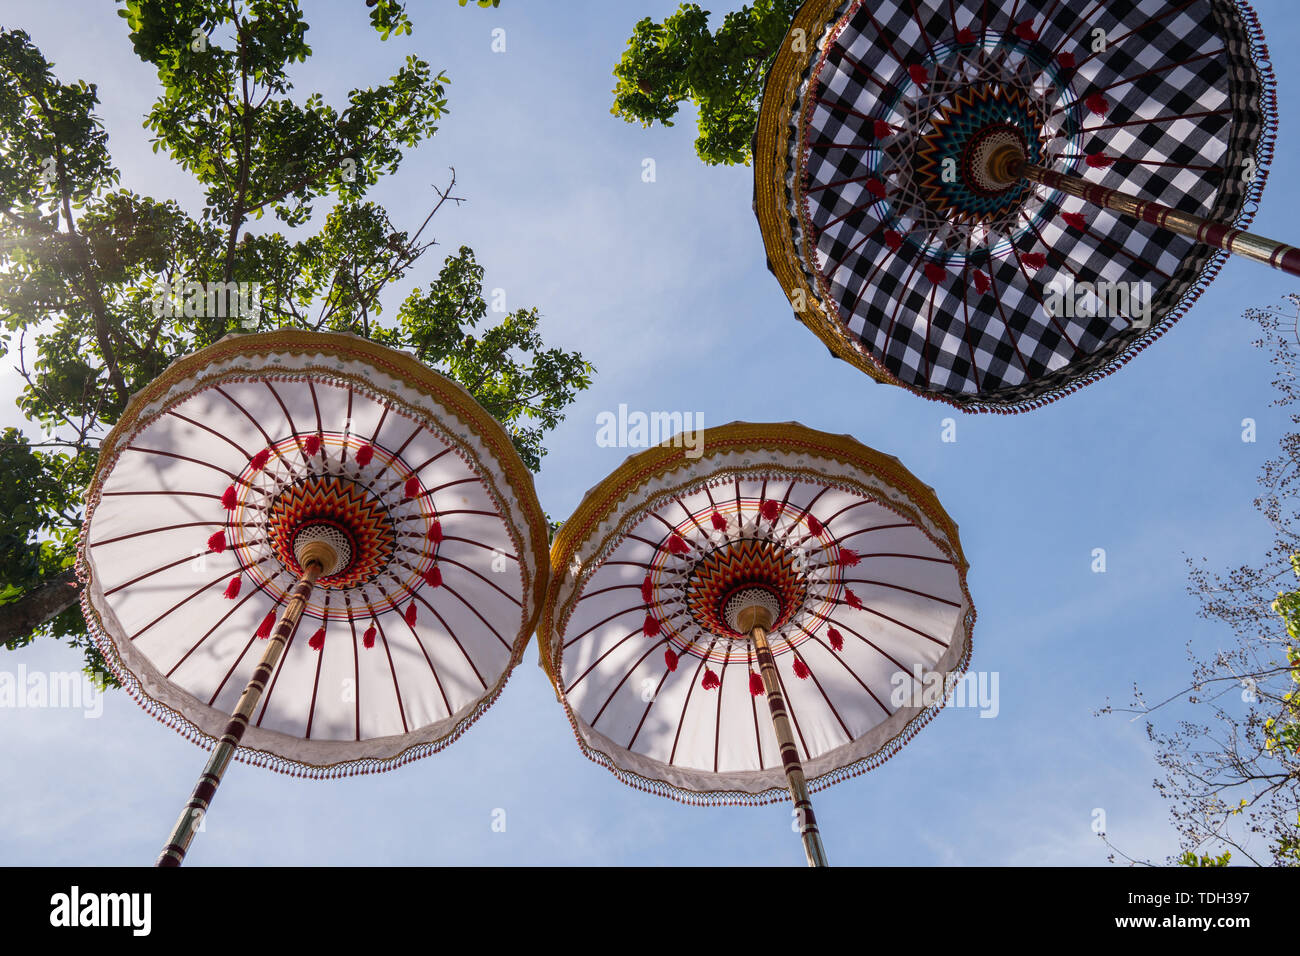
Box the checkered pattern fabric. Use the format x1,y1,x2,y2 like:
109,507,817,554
785,0,1273,408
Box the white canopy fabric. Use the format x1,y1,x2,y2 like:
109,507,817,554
79,330,549,777
541,423,974,804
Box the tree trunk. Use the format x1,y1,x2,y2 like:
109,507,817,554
0,568,82,646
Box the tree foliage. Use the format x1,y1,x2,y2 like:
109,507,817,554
1100,295,1300,867
610,1,800,167
0,0,591,683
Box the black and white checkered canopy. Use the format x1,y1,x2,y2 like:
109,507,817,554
755,0,1277,410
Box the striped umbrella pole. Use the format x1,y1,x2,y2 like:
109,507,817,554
739,605,830,867
985,145,1300,276
155,541,333,867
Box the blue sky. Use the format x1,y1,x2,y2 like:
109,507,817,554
1,0,1298,865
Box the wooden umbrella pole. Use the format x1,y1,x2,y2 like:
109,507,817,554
985,146,1300,276
741,606,830,867
155,543,332,867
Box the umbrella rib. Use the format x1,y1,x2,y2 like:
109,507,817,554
1049,48,1225,118
782,485,834,549
957,233,988,395
377,581,453,718
382,446,454,494
254,596,307,728
129,561,273,642
982,261,1036,377
840,577,962,607
164,569,279,679
214,386,297,474
1063,0,1199,69
770,641,813,762
791,644,854,741
844,598,949,647
165,410,253,459
794,619,892,717
92,519,257,548
1083,107,1231,134
105,551,270,597
263,380,308,462
1006,241,1084,357
122,446,240,481
669,640,715,766
1018,205,1171,282
100,489,225,501
421,576,513,652
370,422,422,485
371,613,411,735
626,642,674,751
836,521,915,542
307,379,323,437
304,591,330,739
563,604,650,649
714,642,732,774
576,581,647,604
403,554,521,606
1046,0,1106,57
575,628,644,712
344,592,361,740
410,586,488,690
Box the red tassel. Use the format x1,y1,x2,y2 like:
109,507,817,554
643,614,660,637
907,64,929,85
404,475,421,500
641,575,654,603
222,576,241,600
1062,212,1088,231
1058,51,1076,69
710,511,727,531
828,627,844,651
972,269,991,294
427,520,443,543
1014,19,1037,41
667,534,689,555
404,602,417,627
424,566,442,588
883,229,903,251
257,610,276,639
1084,92,1109,117
837,548,861,567
249,448,270,471
362,625,377,649
866,178,887,199
845,589,864,610
749,671,764,696
207,530,227,553
956,27,976,44
872,119,894,139
760,500,780,521
664,649,678,672
1022,252,1047,270
793,658,811,680
309,627,325,651
806,514,823,536
355,443,374,467
1085,152,1115,169
702,669,720,691
924,263,946,284
303,434,322,457
221,485,238,510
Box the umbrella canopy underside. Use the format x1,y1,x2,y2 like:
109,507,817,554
79,331,549,777
755,0,1277,410
542,423,974,805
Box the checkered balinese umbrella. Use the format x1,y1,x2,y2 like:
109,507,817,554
754,0,1284,411
539,423,974,865
78,330,549,865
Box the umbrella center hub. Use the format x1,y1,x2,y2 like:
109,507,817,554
682,539,808,639
266,475,396,588
908,82,1043,227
